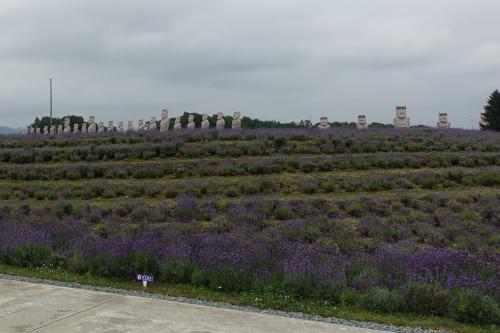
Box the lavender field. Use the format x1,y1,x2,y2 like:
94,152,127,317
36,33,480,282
0,128,499,326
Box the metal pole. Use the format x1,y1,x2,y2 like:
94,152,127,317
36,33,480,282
50,78,53,126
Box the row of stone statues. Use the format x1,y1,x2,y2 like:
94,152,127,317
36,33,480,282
27,110,242,135
318,106,450,129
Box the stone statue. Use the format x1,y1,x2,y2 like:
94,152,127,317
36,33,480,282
160,109,169,132
174,116,182,130
63,117,71,133
149,117,158,130
216,112,225,129
50,124,57,134
97,122,105,133
88,116,97,133
73,123,79,133
232,112,241,129
27,126,33,134
107,121,114,132
437,113,450,128
393,106,410,128
138,119,144,130
357,115,368,129
201,114,210,129
127,121,134,131
187,115,195,130
43,125,48,134
82,123,87,133
117,121,124,132
318,117,330,129
34,127,40,134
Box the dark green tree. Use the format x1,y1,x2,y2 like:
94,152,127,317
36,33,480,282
480,90,500,131
31,115,84,129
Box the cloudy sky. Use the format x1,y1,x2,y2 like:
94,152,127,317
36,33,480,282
1,0,499,128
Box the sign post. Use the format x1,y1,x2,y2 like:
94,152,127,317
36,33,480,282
136,274,154,288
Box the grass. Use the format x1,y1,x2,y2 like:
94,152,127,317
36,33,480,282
0,264,495,333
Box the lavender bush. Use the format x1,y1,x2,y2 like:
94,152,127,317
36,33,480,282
0,128,498,325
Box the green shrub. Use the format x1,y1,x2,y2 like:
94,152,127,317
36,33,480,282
66,252,89,274
274,207,294,220
130,206,150,222
474,173,500,186
363,288,402,313
402,283,449,316
346,203,364,217
449,289,500,324
160,260,194,284
9,243,52,268
321,182,336,193
240,183,259,195
191,267,207,286
282,274,314,298
208,266,253,292
165,188,178,198
340,289,363,306
301,184,317,194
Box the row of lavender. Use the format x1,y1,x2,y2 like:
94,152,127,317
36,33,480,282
0,128,499,151
1,152,498,181
0,167,498,201
0,192,498,323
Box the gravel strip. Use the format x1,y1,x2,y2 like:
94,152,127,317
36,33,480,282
0,273,453,333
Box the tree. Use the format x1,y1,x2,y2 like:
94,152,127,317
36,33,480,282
480,90,500,131
31,115,84,129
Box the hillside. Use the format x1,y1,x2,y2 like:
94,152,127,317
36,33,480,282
0,128,499,332
0,126,22,134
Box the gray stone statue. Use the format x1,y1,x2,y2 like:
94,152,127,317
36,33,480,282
138,119,144,131
117,121,124,132
173,116,182,130
437,113,450,128
187,115,195,130
357,115,368,129
201,114,210,129
160,109,169,132
50,124,57,134
88,116,97,133
107,121,114,132
82,122,87,133
127,121,134,131
97,122,105,133
232,112,241,129
393,106,410,128
318,117,330,129
216,112,225,129
149,117,158,130
73,123,79,133
43,125,48,135
63,117,71,133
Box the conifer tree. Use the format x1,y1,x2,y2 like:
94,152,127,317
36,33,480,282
480,90,500,131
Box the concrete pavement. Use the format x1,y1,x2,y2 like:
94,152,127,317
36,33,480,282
0,279,388,333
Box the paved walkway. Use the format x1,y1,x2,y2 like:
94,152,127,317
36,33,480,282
0,279,387,333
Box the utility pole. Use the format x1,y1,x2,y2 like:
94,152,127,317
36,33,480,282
49,78,53,126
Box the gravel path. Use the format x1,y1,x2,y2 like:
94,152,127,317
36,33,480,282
0,273,453,333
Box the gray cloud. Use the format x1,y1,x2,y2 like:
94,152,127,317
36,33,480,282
1,0,499,128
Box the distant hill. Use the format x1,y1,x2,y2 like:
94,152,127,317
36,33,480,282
0,126,23,134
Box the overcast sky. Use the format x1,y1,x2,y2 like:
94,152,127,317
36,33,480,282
1,0,499,128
